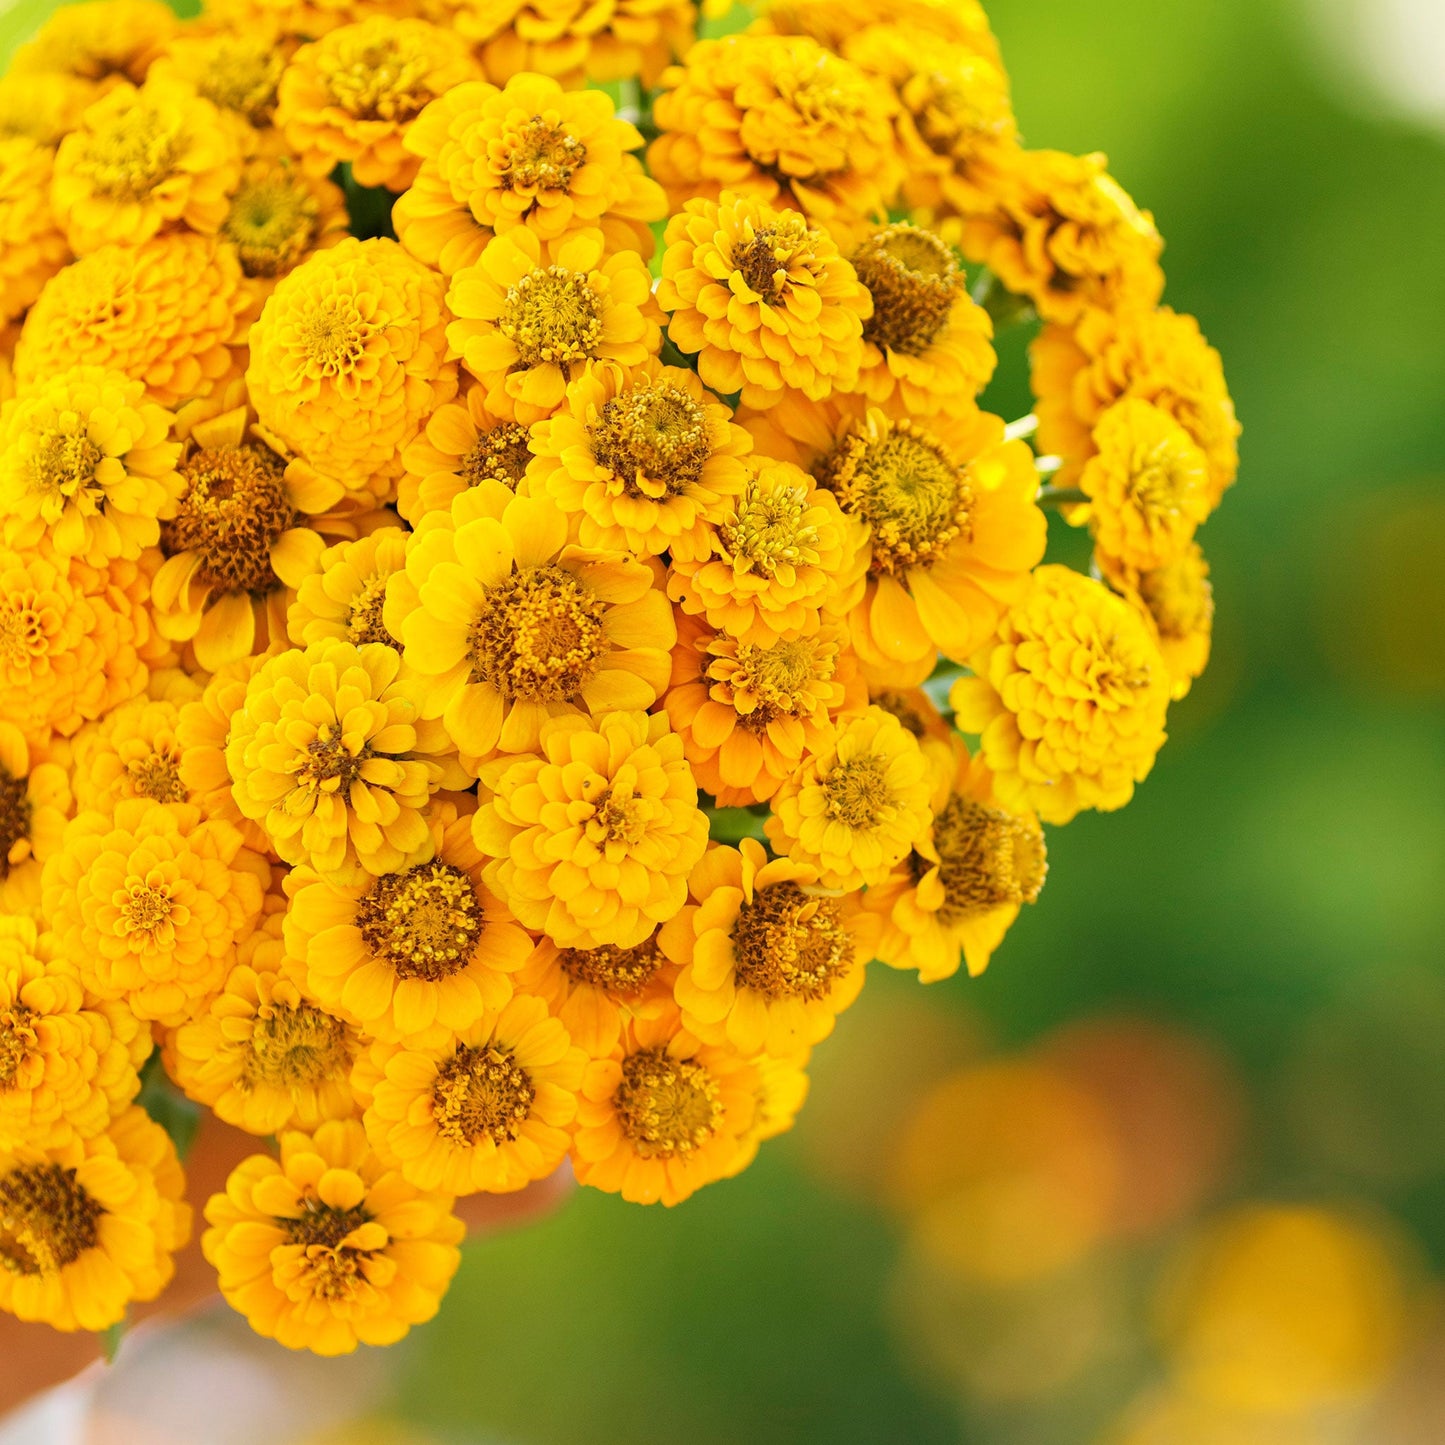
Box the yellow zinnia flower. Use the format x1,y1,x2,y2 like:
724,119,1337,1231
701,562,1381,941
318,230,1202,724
446,227,661,424
951,564,1172,825
1101,541,1215,701
0,723,71,920
0,364,180,565
220,146,350,291
10,0,176,90
69,691,198,815
766,704,934,890
473,709,708,950
394,74,665,277
202,1118,464,1356
148,26,292,131
363,993,586,1195
174,657,272,853
0,136,70,327
287,527,408,650
0,1104,190,1332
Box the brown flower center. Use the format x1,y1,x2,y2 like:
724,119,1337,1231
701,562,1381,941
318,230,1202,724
357,860,484,982
73,101,180,201
280,1195,376,1301
704,631,836,736
346,574,394,648
823,754,892,830
853,224,961,356
197,37,284,124
730,881,853,1001
469,564,607,703
918,795,1047,925
0,767,31,880
460,423,532,490
0,1004,37,1090
729,214,817,305
125,746,187,804
614,1048,722,1160
871,689,929,739
241,1001,352,1091
27,427,103,510
293,723,370,795
0,1164,102,1276
557,938,663,997
498,117,586,194
501,267,602,368
223,165,321,279
591,384,711,499
431,1044,535,1146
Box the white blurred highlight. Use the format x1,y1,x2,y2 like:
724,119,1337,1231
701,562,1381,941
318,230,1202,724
1303,0,1445,129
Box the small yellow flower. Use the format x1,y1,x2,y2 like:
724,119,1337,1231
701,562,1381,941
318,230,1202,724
473,709,708,950
202,1118,464,1356
765,704,934,890
219,146,350,289
1102,541,1215,701
288,526,408,650
148,26,292,131
70,691,197,815
0,136,70,328
0,723,72,920
10,0,176,89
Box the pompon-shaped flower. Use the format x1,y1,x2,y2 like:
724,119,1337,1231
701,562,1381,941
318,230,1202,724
659,839,874,1058
570,1008,758,1206
765,704,933,890
15,234,253,409
473,709,708,950
666,457,866,646
0,1104,190,1333
220,146,350,290
950,564,1172,825
849,223,996,416
202,1118,464,1356
398,380,534,524
658,193,870,409
1033,305,1242,504
69,691,200,815
527,359,752,557
9,0,176,89
42,798,268,1025
285,802,533,1048
226,640,444,885
753,0,1000,61
650,35,903,247
664,612,864,806
723,1050,810,1179
148,26,292,131
276,18,481,193
288,527,408,651
0,365,181,566
50,77,242,255
247,238,457,496
395,74,665,277
363,994,586,1195
387,483,674,760
0,723,72,919
0,915,146,1151
0,136,70,327
446,227,661,424
174,657,271,853
866,740,1046,983
962,148,1164,328
1101,541,1214,701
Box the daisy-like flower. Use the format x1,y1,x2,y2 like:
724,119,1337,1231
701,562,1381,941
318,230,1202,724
9,0,176,90
473,709,708,950
69,691,198,814
276,18,481,193
951,564,1172,825
394,74,665,277
962,148,1164,328
226,639,444,884
1101,541,1214,701
660,839,874,1058
148,27,291,131
754,0,1000,60
363,993,586,1195
866,740,1046,982
527,360,752,557
658,193,871,409
446,227,661,424
15,234,253,409
0,364,180,565
650,35,903,247
0,723,71,919
174,657,271,853
664,613,864,806
247,238,457,499
571,1009,759,1206
0,136,70,327
0,1104,190,1333
387,484,674,760
202,1119,464,1356
50,77,242,254
766,704,933,890
219,147,350,290
723,1050,811,1179
284,803,533,1046
288,527,408,650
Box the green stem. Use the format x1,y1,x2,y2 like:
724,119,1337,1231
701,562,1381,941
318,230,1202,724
1037,486,1088,509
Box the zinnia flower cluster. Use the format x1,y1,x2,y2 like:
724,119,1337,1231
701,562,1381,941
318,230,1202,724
0,0,1237,1354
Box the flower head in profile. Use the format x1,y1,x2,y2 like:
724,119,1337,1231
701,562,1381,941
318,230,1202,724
288,527,408,651
0,723,71,918
0,136,70,327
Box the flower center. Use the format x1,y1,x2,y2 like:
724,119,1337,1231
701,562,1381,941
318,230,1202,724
281,1195,376,1301
498,117,587,193
0,768,31,879
0,1004,37,1090
720,473,821,577
468,564,607,703
614,1048,722,1160
582,783,650,848
823,754,893,830
0,1164,102,1276
0,591,52,672
300,299,371,378
347,574,393,648
730,880,853,1001
26,426,104,509
500,266,603,368
705,632,835,735
320,38,435,121
1140,555,1213,640
241,1001,351,1091
223,167,321,279
730,215,815,305
73,101,180,200
161,441,296,594
591,384,711,499
356,860,485,983
460,423,532,489
920,796,1047,925
291,722,370,796
124,746,188,803
557,937,662,997
197,37,284,123
852,225,961,355
431,1043,535,1146
114,879,177,942
914,63,1011,161
871,690,929,738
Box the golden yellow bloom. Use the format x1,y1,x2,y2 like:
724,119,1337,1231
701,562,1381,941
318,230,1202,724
660,839,873,1058
226,639,443,884
1033,306,1242,503
10,0,176,89
0,136,69,327
0,364,180,565
276,19,480,193
395,74,665,277
364,993,585,1195
69,692,198,815
447,227,661,424
0,1104,190,1332
202,1118,464,1356
51,77,242,254
174,657,272,853
247,238,457,497
148,27,292,131
651,36,903,248
0,723,71,920
1102,541,1214,701
723,1049,810,1179
16,234,253,409
664,612,864,806
951,564,1172,825
220,147,350,288
203,0,391,43
571,1008,758,1206
473,709,708,949
527,358,752,557
288,526,407,650
658,192,870,409
388,483,674,759
765,704,933,890
0,73,96,148
754,0,1000,62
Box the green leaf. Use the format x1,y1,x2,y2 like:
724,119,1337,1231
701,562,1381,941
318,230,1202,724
137,1051,201,1162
